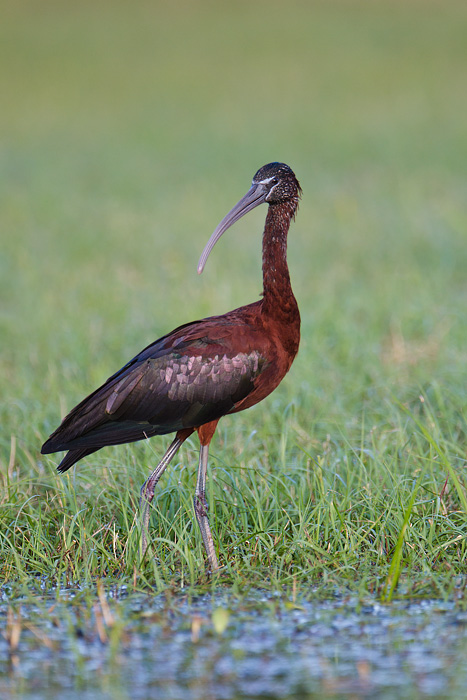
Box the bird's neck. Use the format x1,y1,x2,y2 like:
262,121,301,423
261,201,298,321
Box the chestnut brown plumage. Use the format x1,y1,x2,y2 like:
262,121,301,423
41,162,301,570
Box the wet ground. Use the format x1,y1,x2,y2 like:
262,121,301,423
1,588,467,699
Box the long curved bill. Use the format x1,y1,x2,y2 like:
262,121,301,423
197,183,268,274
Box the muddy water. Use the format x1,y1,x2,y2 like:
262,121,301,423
1,589,467,699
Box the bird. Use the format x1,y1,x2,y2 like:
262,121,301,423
41,162,301,571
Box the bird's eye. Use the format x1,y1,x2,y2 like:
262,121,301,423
271,177,279,186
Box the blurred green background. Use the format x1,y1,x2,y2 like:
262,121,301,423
1,0,466,491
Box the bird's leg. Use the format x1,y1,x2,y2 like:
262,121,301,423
194,421,219,572
194,444,219,572
139,429,192,557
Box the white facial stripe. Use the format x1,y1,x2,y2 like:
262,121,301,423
257,176,276,185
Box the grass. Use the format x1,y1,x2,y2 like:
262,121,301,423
1,0,467,601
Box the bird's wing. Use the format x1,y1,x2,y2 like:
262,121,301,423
41,315,268,454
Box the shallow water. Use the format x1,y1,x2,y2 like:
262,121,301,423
1,588,467,699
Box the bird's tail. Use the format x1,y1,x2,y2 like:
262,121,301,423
41,444,99,473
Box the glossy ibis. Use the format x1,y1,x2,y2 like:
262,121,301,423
41,162,301,571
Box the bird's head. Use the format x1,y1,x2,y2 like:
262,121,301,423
251,162,301,204
197,162,301,274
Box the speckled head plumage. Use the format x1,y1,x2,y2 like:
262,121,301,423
252,162,301,204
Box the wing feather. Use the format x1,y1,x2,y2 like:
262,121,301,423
42,313,268,461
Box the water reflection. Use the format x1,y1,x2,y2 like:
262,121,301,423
1,589,467,699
